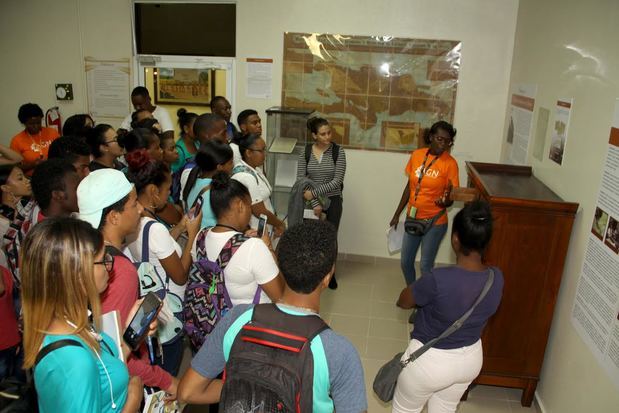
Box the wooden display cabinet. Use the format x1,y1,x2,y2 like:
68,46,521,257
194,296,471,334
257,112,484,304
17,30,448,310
463,162,579,407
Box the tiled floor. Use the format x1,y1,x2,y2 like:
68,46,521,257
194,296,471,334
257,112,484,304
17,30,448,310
320,258,540,413
183,258,540,412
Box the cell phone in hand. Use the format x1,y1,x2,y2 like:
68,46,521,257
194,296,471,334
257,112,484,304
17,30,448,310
188,196,204,220
257,214,268,237
123,292,163,351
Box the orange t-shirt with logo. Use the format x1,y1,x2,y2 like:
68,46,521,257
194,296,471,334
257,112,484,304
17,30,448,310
10,127,59,165
405,148,459,225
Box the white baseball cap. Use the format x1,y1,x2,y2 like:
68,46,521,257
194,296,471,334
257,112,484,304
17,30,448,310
77,169,134,229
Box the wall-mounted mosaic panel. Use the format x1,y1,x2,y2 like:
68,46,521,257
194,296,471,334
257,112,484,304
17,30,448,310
282,33,461,152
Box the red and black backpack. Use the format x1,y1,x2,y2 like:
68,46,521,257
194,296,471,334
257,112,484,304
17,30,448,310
219,303,329,413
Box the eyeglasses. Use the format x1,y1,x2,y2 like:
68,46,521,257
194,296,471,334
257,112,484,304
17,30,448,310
105,136,119,144
94,252,115,273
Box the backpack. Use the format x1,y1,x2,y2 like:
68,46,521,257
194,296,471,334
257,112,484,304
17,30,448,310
183,229,261,351
108,221,184,344
219,303,330,413
171,160,196,206
231,164,259,185
304,142,343,190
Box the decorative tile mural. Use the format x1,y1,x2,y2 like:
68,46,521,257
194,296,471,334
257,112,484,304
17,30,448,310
282,33,461,152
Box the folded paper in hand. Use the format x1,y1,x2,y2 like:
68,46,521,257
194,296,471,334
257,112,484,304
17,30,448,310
387,222,405,254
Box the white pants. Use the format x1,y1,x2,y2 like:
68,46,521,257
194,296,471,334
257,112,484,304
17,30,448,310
392,339,483,413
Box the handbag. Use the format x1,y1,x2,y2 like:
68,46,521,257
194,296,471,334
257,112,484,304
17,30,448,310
373,269,495,402
404,209,446,236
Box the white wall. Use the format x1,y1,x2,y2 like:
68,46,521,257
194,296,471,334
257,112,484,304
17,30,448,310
235,0,519,261
0,0,519,263
502,0,619,411
0,0,132,136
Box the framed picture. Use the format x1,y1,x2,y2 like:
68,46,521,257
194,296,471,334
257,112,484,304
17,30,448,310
154,68,214,106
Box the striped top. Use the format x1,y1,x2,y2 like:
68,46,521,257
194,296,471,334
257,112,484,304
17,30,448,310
296,144,346,205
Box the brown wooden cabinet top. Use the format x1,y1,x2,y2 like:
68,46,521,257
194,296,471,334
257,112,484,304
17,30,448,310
466,161,579,214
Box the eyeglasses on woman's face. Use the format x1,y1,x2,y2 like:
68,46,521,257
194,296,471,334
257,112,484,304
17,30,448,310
94,252,115,273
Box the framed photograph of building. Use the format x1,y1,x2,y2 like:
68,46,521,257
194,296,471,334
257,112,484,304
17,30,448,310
154,68,214,106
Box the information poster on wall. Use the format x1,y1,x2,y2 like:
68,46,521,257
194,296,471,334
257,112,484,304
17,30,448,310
548,98,573,165
85,58,131,118
571,99,619,390
507,84,537,165
246,58,273,98
532,107,550,161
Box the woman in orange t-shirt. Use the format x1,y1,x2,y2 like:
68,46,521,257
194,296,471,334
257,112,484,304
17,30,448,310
10,103,59,175
390,121,459,287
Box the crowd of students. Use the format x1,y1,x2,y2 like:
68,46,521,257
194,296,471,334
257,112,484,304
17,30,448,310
0,86,503,413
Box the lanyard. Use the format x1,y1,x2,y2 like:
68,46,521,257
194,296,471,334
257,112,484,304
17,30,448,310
413,150,440,202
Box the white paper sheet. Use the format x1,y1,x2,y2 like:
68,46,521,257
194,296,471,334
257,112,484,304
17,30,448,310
387,222,405,254
101,310,123,361
571,98,619,391
247,58,273,98
508,83,537,164
85,58,131,118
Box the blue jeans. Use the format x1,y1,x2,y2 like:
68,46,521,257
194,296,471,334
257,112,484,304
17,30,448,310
400,223,448,285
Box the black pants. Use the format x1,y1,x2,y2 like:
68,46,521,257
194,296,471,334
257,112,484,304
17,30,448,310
326,195,342,277
325,195,343,230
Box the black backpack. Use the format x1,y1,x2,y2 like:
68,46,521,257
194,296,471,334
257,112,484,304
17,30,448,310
304,143,343,191
219,303,329,413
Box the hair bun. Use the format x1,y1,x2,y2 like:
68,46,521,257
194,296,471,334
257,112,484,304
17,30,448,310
177,108,187,117
469,200,492,223
125,148,152,171
211,171,231,190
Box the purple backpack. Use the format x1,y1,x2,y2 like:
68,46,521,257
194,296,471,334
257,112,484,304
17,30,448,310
183,229,262,350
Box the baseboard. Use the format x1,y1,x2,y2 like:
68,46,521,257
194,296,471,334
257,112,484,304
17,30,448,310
534,390,547,413
337,252,400,265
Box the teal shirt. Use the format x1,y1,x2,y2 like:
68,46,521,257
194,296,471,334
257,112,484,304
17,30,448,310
186,177,217,229
172,137,199,173
35,332,129,413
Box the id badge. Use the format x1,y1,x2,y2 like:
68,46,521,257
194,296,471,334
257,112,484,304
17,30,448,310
409,206,417,218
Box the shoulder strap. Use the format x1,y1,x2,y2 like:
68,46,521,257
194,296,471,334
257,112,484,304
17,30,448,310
232,164,259,185
404,268,495,366
194,227,209,259
140,220,157,263
216,233,249,271
194,184,211,204
331,142,340,164
251,303,329,342
35,339,82,366
105,244,129,260
304,143,313,176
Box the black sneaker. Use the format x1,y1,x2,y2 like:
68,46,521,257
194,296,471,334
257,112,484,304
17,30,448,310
328,275,338,290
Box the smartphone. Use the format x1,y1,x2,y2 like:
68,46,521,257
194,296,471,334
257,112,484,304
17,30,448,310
188,196,204,220
257,214,268,237
123,292,163,351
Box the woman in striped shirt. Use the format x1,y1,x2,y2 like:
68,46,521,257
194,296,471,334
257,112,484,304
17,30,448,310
296,117,347,289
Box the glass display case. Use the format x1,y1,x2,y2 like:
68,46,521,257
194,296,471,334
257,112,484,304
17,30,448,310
264,106,315,219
